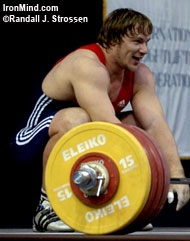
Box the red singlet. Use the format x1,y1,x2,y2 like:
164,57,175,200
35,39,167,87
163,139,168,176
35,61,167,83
56,43,135,113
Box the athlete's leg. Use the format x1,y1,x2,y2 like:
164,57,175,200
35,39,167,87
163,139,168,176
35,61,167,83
117,110,142,127
34,107,90,232
42,107,90,190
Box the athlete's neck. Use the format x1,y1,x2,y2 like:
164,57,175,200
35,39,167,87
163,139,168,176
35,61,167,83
97,44,125,83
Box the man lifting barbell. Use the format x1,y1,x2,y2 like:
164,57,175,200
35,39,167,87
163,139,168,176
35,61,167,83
10,8,190,232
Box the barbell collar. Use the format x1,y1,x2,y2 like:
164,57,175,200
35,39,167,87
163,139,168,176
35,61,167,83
72,164,97,190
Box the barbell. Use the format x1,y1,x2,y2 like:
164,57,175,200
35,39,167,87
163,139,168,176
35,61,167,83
45,122,189,235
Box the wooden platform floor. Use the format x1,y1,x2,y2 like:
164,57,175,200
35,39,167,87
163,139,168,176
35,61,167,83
0,227,189,241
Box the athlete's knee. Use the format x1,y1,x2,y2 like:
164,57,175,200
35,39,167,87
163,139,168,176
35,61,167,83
118,111,142,127
49,107,90,138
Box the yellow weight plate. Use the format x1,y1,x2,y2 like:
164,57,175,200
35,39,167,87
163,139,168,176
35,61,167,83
45,122,151,234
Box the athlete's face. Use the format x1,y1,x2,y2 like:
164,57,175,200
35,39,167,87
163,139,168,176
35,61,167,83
115,32,151,72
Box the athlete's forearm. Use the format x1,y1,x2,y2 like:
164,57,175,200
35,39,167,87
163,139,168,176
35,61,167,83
146,119,185,177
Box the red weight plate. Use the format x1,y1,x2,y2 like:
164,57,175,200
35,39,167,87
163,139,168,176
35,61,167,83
117,124,169,231
127,126,164,227
131,126,170,224
119,125,162,227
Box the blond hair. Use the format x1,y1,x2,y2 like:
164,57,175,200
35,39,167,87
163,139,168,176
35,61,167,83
97,8,153,49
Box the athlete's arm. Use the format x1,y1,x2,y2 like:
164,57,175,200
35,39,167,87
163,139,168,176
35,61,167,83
131,63,189,210
70,55,121,124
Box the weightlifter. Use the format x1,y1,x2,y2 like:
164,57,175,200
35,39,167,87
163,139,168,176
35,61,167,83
10,8,189,232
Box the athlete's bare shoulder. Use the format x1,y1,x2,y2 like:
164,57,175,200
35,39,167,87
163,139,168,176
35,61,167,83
42,48,110,100
61,48,106,72
61,48,110,85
